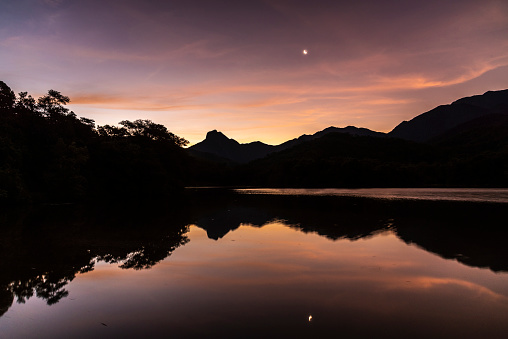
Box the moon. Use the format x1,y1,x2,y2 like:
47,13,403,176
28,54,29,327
303,49,308,55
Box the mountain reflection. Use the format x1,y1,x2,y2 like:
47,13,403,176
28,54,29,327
188,189,508,272
1,189,508,318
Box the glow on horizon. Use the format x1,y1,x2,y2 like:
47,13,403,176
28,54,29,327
1,0,508,145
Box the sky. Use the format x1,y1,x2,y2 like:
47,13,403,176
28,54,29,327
1,0,508,145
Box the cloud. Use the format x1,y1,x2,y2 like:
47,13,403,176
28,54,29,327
70,93,207,112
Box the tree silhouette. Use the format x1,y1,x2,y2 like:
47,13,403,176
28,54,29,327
15,91,37,113
0,81,15,111
119,119,189,146
0,80,191,202
37,89,70,117
97,124,129,138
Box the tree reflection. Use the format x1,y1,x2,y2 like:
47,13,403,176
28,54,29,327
0,289,13,318
97,231,189,270
0,202,190,315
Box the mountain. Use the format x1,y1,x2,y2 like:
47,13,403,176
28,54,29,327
188,130,275,163
237,124,508,188
240,132,441,188
275,126,385,151
189,126,385,163
426,114,508,186
389,89,508,142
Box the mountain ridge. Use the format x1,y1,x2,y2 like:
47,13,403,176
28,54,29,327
389,89,508,142
189,126,385,163
190,88,508,163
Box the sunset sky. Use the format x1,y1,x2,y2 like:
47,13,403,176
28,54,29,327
1,0,508,145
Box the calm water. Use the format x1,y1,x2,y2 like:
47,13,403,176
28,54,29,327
1,189,508,338
236,188,508,203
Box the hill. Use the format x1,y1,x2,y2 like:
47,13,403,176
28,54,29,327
389,89,508,142
238,133,442,188
189,126,384,163
430,113,508,154
188,130,275,164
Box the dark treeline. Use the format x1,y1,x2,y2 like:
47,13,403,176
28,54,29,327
2,80,508,204
238,131,508,188
0,81,190,203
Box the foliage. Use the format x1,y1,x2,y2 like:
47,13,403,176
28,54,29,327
119,119,189,146
0,81,15,110
0,81,189,203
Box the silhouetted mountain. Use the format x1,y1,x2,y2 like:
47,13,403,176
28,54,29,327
189,126,384,163
234,120,508,187
431,113,508,154
239,132,442,188
275,126,385,151
188,130,275,163
389,89,508,142
187,147,236,164
191,89,508,165
190,88,508,166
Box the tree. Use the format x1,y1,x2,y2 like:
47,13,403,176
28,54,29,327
79,117,96,128
37,89,70,117
118,119,188,146
0,81,15,111
97,125,129,138
15,92,36,112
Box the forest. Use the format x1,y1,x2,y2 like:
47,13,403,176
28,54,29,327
0,81,190,203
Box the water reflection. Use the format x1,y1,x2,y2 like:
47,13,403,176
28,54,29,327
0,203,189,316
190,189,508,273
238,188,508,203
1,189,508,337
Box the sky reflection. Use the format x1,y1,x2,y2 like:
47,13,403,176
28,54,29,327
3,222,508,338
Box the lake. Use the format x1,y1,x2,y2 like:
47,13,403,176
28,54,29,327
1,188,508,338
